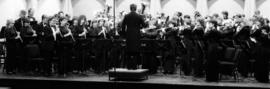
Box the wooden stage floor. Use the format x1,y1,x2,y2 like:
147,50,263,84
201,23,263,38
0,71,269,89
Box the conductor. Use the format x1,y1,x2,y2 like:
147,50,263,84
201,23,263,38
122,4,146,69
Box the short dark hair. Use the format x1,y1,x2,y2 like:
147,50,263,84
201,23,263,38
222,11,228,16
213,13,219,18
208,19,218,28
41,15,47,20
184,15,190,19
130,4,137,12
177,12,182,17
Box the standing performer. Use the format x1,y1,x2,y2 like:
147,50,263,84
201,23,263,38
2,19,22,74
251,17,270,83
40,17,61,76
192,18,205,77
72,15,88,74
181,15,194,76
121,4,146,69
13,10,27,72
58,18,74,76
205,20,222,82
27,8,38,29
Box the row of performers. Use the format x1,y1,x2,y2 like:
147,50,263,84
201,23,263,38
1,11,270,83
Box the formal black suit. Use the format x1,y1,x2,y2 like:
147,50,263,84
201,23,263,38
122,11,145,69
122,11,145,53
14,18,25,32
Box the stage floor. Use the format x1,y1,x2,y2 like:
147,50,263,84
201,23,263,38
0,71,269,89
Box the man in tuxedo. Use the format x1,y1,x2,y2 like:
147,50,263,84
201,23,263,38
122,4,146,69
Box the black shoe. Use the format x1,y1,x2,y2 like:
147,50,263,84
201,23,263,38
6,72,13,75
163,71,168,74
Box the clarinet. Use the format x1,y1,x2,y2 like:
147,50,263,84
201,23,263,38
16,31,23,43
66,23,76,42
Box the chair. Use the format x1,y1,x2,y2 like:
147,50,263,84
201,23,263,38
218,47,241,82
25,44,44,73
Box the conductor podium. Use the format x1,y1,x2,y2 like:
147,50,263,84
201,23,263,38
109,68,149,81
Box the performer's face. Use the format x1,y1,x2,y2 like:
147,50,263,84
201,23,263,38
73,20,78,26
7,21,14,28
99,21,105,26
206,22,214,28
29,10,34,17
42,18,48,24
80,20,85,25
60,19,67,26
49,19,57,26
20,13,26,18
